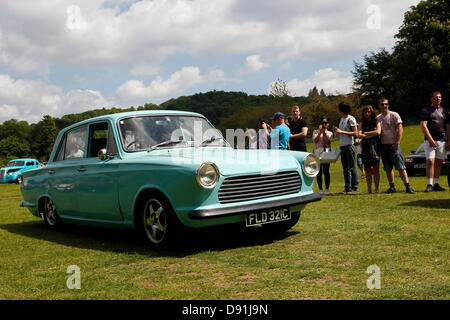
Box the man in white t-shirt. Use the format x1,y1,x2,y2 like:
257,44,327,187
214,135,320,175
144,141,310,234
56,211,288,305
375,97,414,194
333,102,359,194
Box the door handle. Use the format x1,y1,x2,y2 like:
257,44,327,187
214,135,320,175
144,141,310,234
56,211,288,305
48,169,55,174
77,167,86,172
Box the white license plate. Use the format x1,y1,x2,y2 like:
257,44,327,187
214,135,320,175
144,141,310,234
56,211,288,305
246,208,291,227
414,163,426,169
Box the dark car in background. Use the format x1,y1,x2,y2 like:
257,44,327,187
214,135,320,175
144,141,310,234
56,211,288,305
404,142,450,187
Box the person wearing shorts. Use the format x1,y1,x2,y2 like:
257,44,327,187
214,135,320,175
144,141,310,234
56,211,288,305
420,91,450,192
375,98,414,194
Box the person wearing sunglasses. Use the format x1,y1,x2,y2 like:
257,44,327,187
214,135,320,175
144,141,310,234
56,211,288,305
313,116,333,195
375,97,414,194
358,105,381,194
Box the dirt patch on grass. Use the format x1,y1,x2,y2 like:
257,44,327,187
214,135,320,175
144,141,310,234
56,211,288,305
299,275,352,289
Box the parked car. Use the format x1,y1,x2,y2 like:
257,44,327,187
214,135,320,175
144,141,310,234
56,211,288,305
405,142,450,177
20,111,321,249
443,161,450,188
0,159,43,184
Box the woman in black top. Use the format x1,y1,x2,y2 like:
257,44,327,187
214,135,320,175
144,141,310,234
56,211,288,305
358,105,381,194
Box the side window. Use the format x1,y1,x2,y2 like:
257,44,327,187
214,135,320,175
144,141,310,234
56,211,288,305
107,125,119,155
64,126,87,160
26,161,34,166
88,122,119,157
55,137,66,161
88,123,108,157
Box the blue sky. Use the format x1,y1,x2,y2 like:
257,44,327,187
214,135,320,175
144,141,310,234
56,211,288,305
0,0,419,123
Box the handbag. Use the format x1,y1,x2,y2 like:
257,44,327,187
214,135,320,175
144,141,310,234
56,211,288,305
318,148,341,163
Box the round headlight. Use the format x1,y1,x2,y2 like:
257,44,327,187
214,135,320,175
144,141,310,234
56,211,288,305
196,162,219,189
303,153,320,177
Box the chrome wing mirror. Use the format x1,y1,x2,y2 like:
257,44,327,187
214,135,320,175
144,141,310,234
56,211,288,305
98,149,108,160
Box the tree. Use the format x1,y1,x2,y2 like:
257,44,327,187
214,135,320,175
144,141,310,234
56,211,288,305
31,115,58,160
0,136,31,157
352,0,449,120
352,49,396,107
269,78,294,111
308,86,319,99
0,119,32,141
393,0,449,116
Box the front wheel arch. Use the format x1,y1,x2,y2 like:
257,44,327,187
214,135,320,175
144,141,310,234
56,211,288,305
134,188,184,250
133,189,178,225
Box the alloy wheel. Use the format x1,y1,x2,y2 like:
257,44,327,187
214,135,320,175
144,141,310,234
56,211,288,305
44,198,58,226
143,198,167,244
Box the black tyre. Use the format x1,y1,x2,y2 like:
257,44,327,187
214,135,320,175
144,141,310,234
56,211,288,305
16,175,23,184
262,212,300,233
43,198,62,229
136,195,182,250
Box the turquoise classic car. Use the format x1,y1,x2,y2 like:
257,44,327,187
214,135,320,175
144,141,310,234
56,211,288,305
1,159,43,184
20,111,321,249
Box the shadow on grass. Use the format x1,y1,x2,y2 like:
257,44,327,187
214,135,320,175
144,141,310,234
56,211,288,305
0,220,298,258
399,198,450,209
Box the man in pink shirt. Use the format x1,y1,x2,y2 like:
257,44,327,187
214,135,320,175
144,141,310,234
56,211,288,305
375,97,414,194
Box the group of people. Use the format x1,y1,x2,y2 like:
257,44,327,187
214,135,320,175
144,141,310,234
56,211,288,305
255,91,449,195
257,105,308,152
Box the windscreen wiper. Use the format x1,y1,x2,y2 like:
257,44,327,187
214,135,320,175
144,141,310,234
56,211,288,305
148,140,185,151
200,136,225,146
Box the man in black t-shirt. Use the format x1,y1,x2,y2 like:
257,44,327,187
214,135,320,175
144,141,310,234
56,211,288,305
288,105,308,151
419,91,450,192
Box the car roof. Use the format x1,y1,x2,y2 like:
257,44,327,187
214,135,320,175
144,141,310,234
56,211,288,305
62,110,205,132
8,159,38,162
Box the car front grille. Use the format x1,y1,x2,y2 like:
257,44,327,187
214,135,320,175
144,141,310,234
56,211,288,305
218,171,302,204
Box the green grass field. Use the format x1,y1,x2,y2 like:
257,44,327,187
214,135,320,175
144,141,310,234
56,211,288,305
0,125,449,299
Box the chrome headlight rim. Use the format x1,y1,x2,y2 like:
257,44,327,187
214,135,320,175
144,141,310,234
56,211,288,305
196,161,219,189
302,153,320,178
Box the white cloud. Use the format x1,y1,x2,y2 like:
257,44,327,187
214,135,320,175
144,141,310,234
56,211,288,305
0,74,114,123
59,89,114,115
284,68,354,96
0,0,419,75
0,0,420,123
116,66,239,101
239,55,270,74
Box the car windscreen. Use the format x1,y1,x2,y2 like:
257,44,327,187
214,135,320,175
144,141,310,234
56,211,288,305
415,142,425,154
118,116,228,152
7,161,25,167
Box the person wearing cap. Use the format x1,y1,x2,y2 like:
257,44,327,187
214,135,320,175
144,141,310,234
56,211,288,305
261,112,291,150
288,105,308,152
